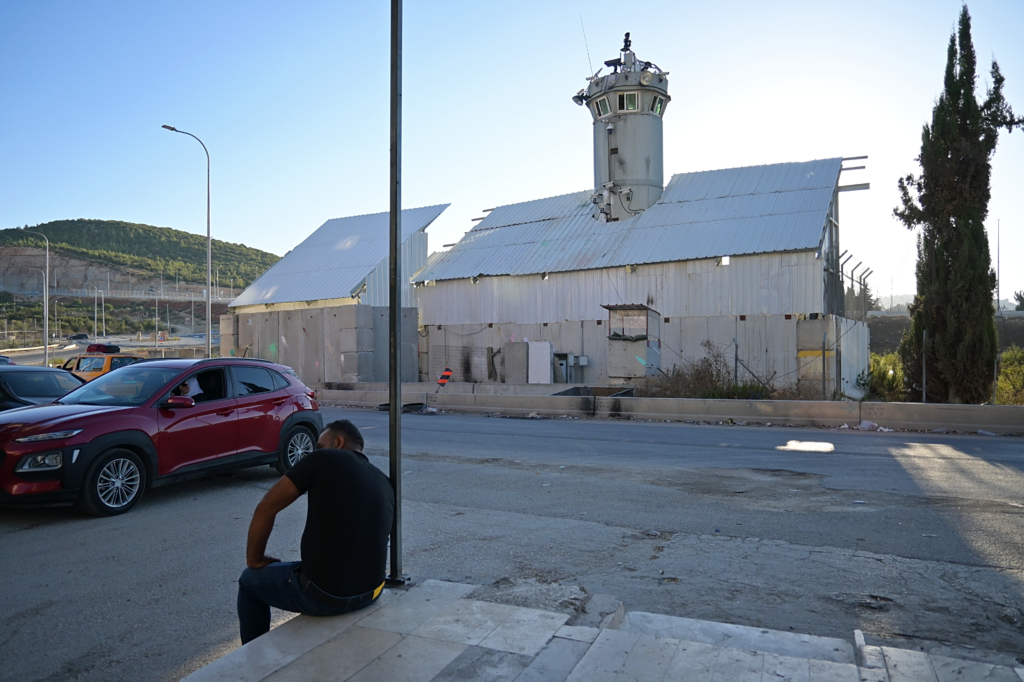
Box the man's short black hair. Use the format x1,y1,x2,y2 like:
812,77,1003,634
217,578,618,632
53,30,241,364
323,419,364,451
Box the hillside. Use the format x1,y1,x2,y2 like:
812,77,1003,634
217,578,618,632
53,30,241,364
0,219,279,288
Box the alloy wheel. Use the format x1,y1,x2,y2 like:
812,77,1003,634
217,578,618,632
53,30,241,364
287,431,314,467
96,457,141,508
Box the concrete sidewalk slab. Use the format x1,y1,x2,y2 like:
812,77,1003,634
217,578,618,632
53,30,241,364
618,610,856,664
181,579,1024,682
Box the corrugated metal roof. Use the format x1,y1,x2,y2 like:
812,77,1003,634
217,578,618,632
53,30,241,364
231,204,448,307
414,158,841,282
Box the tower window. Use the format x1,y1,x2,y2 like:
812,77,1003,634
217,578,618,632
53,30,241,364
650,96,666,116
593,97,611,118
617,92,639,111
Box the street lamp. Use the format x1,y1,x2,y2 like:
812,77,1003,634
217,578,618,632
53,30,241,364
23,231,49,365
162,125,212,358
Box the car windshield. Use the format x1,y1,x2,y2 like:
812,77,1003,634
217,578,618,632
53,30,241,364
59,365,183,407
3,372,82,398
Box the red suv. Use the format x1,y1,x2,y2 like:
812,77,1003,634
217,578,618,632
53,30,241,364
0,358,322,516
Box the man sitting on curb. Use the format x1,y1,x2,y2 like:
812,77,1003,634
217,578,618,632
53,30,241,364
236,419,395,644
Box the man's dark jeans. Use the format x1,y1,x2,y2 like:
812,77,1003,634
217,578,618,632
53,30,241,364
237,562,378,644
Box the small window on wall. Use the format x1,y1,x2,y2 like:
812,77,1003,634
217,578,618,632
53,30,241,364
617,92,639,111
594,97,611,118
650,96,666,116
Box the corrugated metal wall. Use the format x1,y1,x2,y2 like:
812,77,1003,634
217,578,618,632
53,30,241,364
419,315,804,389
415,251,823,326
363,230,427,307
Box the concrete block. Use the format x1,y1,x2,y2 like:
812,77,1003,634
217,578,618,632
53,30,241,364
564,629,640,682
807,659,860,681
338,352,374,377
346,634,465,682
263,625,402,682
219,334,237,358
256,313,280,363
618,612,855,664
617,633,678,682
664,640,719,681
219,314,238,336
180,597,390,682
358,580,477,635
880,647,939,682
334,327,374,352
411,599,519,647
332,304,374,330
928,654,1021,682
432,646,533,682
555,626,600,644
478,607,568,656
861,401,1024,435
427,394,595,418
710,647,764,682
505,342,529,384
371,307,418,382
515,637,592,682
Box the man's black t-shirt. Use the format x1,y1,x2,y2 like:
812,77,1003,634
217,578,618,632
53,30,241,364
285,449,395,597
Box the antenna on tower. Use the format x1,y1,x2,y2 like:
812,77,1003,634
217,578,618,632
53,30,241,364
622,32,631,52
579,15,594,75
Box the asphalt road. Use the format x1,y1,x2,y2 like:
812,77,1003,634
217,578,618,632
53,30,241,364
2,407,1023,682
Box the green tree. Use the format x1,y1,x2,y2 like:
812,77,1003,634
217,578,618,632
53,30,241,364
894,6,1023,403
1014,291,1024,311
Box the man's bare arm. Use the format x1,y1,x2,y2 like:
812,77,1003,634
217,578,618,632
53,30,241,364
245,476,302,569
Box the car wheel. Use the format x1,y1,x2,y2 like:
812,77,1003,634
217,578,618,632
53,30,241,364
275,426,316,474
79,449,146,517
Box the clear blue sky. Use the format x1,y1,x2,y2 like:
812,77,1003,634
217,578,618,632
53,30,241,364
1,1,1022,302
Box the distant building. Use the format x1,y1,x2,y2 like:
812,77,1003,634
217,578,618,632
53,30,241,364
411,35,869,396
223,205,447,384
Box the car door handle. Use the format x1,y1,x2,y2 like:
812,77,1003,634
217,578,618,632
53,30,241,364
272,398,287,405
216,409,235,416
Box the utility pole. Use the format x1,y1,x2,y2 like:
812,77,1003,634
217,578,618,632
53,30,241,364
100,290,106,338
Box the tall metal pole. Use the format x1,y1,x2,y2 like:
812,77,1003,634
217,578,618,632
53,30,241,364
24,231,49,366
387,0,404,584
100,290,105,337
162,125,212,358
93,287,98,338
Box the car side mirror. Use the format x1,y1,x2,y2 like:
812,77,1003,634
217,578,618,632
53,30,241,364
160,396,195,409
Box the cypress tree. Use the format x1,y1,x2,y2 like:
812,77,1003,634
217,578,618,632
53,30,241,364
894,6,1022,404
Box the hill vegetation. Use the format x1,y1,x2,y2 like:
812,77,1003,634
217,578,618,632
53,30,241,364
0,219,279,288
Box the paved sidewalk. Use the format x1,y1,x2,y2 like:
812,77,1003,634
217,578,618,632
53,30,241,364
182,580,1024,682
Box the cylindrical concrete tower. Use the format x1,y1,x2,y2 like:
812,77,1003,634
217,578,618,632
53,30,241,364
573,33,670,222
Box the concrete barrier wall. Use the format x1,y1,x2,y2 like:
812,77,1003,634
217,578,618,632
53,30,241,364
860,401,1024,434
594,397,860,427
317,387,1024,434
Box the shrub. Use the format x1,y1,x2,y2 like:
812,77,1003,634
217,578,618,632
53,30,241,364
996,344,1024,405
633,340,771,400
863,352,905,402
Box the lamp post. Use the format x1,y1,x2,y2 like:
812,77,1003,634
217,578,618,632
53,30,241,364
23,231,49,366
92,285,98,338
162,125,212,358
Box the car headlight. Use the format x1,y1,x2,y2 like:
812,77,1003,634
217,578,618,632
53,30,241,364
14,429,83,443
16,452,63,472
